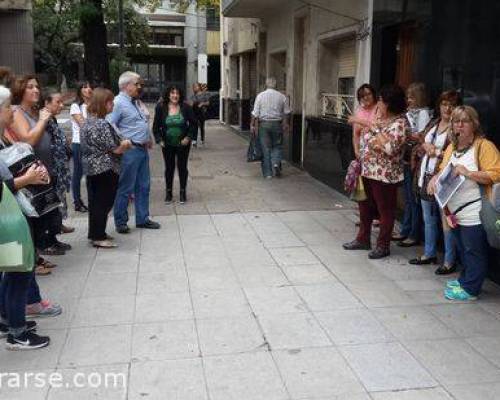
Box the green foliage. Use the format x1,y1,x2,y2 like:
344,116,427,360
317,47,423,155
109,52,131,93
176,0,220,12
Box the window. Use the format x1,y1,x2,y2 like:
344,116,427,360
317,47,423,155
338,77,354,96
206,7,220,31
151,27,184,46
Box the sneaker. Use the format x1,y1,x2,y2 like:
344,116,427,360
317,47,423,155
60,224,75,234
192,140,197,147
0,321,37,339
92,240,117,249
444,286,477,301
446,279,460,288
6,331,50,350
26,300,62,319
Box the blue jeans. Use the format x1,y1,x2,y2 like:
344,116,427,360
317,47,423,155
0,271,33,331
400,166,421,241
258,121,283,177
452,224,490,296
114,147,151,227
71,143,84,204
421,200,456,264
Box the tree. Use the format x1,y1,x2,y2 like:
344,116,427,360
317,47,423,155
80,0,110,85
32,0,81,85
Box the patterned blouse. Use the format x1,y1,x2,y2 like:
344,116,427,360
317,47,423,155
360,116,409,184
81,117,121,176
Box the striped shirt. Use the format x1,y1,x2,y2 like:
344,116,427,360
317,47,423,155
252,89,291,121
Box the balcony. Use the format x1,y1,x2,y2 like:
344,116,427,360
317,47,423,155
222,0,288,18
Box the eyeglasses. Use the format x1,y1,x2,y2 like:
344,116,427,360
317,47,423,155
453,118,472,124
132,82,143,87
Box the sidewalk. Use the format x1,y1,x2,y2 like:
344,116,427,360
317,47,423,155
2,121,500,400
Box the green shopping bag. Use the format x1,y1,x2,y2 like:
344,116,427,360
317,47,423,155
0,183,34,272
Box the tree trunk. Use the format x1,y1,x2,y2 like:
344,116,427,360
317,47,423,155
80,0,110,86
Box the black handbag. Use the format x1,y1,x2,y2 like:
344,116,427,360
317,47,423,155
247,136,263,162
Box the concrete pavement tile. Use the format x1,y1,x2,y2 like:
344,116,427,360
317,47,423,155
372,307,457,341
394,279,445,291
71,296,135,328
0,330,67,372
282,264,339,285
292,231,338,246
244,286,307,315
188,266,240,291
191,288,252,318
39,273,87,299
235,265,288,288
295,283,363,311
345,280,418,308
258,312,331,350
82,273,137,298
59,325,132,368
269,247,319,266
273,347,365,399
406,290,454,305
197,316,266,356
447,382,500,400
371,388,453,400
404,338,500,385
258,232,305,248
466,336,500,368
47,364,128,400
203,352,288,400
132,320,199,361
372,263,438,281
129,359,207,400
138,253,185,273
137,271,189,294
92,251,139,274
316,309,394,346
339,342,437,392
135,292,193,323
429,304,500,337
185,253,232,269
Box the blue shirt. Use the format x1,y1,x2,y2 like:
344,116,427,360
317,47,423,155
107,92,150,144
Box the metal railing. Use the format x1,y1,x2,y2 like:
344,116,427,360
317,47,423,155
320,93,355,120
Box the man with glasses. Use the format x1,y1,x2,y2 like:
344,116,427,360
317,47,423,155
108,71,160,233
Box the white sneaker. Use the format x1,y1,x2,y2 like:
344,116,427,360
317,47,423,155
192,140,197,147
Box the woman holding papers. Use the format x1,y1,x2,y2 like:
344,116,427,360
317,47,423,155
343,85,409,259
409,91,461,275
428,105,500,301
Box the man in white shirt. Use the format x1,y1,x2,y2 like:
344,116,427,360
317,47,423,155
250,77,291,178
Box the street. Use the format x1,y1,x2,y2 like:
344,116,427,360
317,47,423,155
2,121,500,400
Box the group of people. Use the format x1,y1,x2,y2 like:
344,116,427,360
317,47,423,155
344,82,500,301
0,68,209,350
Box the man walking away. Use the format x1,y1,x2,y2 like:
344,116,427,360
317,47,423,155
108,71,160,234
250,77,291,178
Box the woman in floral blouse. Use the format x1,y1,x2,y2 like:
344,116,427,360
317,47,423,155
343,84,409,259
81,88,132,248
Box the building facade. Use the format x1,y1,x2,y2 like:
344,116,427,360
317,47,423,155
221,0,371,191
0,0,35,74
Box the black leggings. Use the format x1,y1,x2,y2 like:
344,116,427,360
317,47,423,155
198,118,205,142
162,144,190,192
87,170,119,241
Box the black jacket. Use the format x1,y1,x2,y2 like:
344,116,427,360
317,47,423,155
152,101,198,145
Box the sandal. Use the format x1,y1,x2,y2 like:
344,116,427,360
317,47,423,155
35,265,52,276
92,240,117,249
37,257,57,269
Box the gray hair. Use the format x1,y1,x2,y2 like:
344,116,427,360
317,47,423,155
265,77,277,89
118,71,140,90
0,85,10,109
